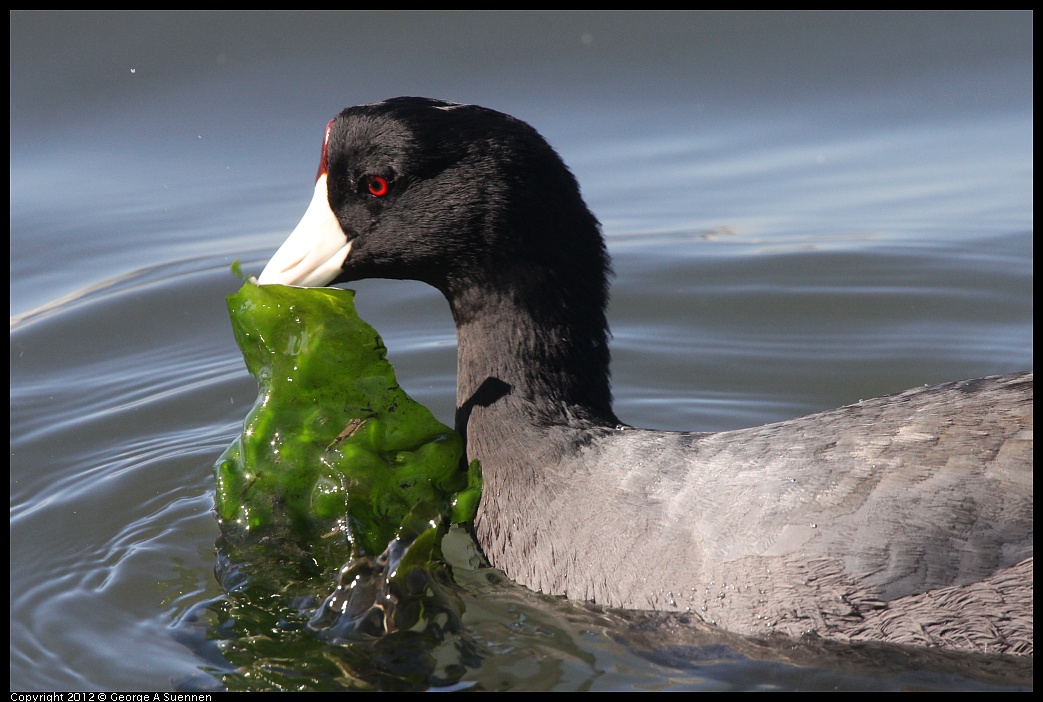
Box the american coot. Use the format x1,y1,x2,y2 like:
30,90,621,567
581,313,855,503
257,97,1033,655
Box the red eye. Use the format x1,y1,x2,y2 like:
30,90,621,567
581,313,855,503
365,175,390,197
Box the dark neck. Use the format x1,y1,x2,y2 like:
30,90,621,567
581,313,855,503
446,267,618,442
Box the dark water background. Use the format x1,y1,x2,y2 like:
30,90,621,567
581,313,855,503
10,11,1032,691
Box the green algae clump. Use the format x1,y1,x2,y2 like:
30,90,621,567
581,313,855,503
215,282,480,573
